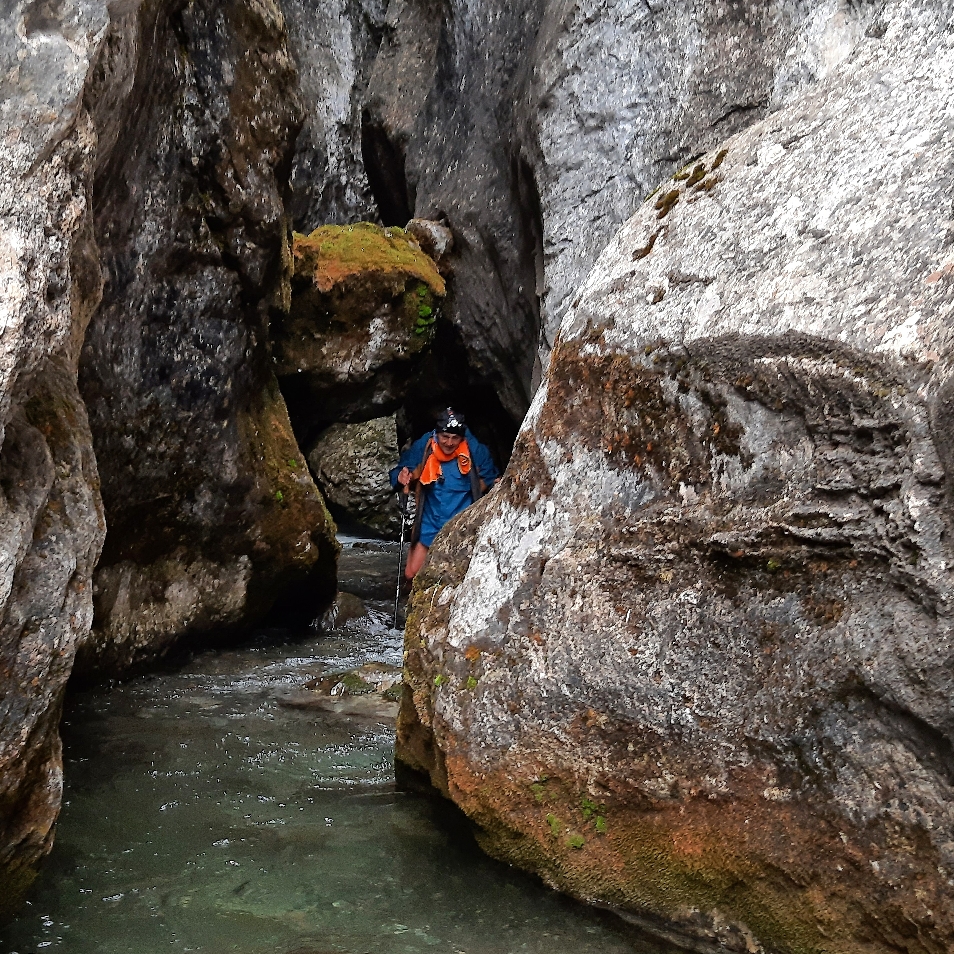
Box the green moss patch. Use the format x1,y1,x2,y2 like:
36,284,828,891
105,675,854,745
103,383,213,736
293,223,445,297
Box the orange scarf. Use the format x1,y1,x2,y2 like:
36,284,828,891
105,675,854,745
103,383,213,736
419,437,471,485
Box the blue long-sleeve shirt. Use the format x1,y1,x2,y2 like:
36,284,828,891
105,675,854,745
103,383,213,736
390,428,499,546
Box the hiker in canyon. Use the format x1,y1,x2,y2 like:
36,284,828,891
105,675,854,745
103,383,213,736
390,408,499,580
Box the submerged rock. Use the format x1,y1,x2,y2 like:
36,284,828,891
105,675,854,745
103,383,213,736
282,661,401,719
397,5,954,953
274,223,445,437
307,416,401,537
0,0,108,914
317,590,368,631
76,0,338,677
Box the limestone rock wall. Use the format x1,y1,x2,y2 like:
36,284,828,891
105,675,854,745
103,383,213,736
1,0,347,906
397,3,954,952
282,0,388,229
362,0,883,426
75,0,338,676
0,0,108,914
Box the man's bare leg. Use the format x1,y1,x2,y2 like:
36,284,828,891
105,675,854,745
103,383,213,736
404,542,429,580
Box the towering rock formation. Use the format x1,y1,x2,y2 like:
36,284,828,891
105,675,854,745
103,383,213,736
0,0,108,915
398,3,954,952
76,0,338,676
0,0,338,906
281,0,388,229
361,0,882,427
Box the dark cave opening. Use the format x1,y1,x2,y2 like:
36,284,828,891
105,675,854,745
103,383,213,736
274,306,518,514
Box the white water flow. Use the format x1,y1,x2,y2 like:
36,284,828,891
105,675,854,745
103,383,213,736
2,538,678,954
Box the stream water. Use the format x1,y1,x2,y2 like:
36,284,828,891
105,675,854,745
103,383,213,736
2,538,675,954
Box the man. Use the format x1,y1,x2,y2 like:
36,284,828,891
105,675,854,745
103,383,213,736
390,408,499,580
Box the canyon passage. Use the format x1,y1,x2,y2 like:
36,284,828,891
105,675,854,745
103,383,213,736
1,0,953,952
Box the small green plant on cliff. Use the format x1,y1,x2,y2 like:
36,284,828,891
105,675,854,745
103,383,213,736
433,674,446,688
565,833,586,849
415,308,437,335
581,796,608,834
546,813,563,838
580,796,600,820
464,675,478,690
274,490,285,504
531,782,548,803
287,458,299,468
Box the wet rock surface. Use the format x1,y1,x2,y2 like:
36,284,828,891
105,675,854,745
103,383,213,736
308,416,401,537
317,590,369,632
282,660,403,719
0,0,108,913
76,0,338,677
398,4,954,952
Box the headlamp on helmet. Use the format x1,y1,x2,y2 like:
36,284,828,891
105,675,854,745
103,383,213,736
436,407,466,436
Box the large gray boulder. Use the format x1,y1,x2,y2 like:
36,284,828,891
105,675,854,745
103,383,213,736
363,0,884,428
307,417,402,537
0,0,107,915
398,3,954,952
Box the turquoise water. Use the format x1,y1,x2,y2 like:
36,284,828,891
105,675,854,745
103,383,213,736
2,540,672,954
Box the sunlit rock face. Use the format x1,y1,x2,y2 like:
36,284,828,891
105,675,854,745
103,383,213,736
75,0,337,678
363,0,883,425
0,0,108,915
397,4,954,952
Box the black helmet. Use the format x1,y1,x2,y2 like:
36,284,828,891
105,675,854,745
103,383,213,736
436,407,466,435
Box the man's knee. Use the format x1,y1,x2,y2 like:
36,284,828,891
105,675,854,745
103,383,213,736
405,543,428,579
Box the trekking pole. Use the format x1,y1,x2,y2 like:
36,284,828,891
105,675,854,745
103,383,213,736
393,489,410,630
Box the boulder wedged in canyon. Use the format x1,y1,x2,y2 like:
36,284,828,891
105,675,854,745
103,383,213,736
0,0,108,914
74,0,337,678
397,5,954,953
274,223,445,439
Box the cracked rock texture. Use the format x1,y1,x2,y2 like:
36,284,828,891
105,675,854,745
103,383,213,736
363,0,882,427
0,0,107,915
75,0,337,678
398,3,954,952
281,0,388,229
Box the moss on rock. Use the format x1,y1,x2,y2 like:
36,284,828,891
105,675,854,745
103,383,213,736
293,222,445,297
275,222,450,432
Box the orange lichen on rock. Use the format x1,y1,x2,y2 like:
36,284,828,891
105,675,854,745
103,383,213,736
293,222,446,296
